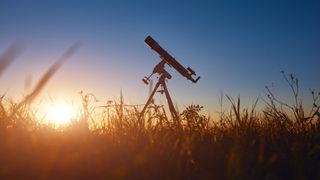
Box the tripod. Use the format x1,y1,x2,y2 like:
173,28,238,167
140,61,178,120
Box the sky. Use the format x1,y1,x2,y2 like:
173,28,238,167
0,0,320,115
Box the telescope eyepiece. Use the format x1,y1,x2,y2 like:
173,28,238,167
187,67,196,75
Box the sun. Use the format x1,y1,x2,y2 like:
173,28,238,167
46,102,76,126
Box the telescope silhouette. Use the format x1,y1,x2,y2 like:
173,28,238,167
140,36,200,120
144,36,200,83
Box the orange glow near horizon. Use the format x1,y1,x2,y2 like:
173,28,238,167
39,100,78,126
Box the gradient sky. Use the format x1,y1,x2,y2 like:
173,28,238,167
1,0,319,114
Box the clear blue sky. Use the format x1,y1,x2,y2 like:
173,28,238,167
1,0,319,114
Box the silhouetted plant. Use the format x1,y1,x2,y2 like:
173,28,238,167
181,104,209,131
0,70,319,179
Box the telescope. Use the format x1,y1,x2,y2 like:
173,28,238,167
144,36,200,83
140,36,200,120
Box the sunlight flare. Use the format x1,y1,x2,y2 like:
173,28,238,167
46,102,76,126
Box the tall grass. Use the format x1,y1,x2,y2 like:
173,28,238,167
0,46,319,179
1,75,319,179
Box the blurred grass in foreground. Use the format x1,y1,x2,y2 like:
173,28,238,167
0,72,319,179
1,46,320,179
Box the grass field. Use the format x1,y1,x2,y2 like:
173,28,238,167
1,74,320,179
1,46,320,179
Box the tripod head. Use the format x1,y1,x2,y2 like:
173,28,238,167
142,60,171,85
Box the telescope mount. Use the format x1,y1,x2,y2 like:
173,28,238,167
140,60,178,120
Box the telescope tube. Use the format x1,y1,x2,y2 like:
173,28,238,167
145,36,198,83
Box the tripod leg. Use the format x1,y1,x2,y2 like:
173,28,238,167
161,81,178,120
140,80,161,119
